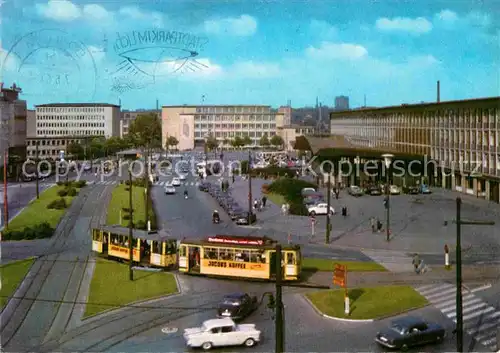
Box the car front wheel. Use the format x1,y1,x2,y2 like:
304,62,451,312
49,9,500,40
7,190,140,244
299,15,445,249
244,338,256,347
202,342,213,350
400,344,408,352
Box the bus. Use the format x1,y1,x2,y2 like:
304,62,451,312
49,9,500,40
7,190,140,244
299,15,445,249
91,225,177,268
178,235,301,281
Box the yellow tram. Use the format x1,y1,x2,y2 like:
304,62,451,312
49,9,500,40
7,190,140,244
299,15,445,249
91,225,177,268
178,235,302,281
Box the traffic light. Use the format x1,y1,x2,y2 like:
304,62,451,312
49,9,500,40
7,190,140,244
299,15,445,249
267,293,275,309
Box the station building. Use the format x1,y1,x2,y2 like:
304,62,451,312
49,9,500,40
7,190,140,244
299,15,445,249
327,97,500,203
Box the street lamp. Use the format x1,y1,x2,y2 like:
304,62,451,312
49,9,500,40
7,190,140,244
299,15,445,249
382,153,394,242
354,156,360,187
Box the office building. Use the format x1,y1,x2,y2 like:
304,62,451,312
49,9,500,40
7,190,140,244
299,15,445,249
0,83,27,165
334,96,349,111
330,97,500,203
26,103,120,159
277,124,316,151
278,105,292,126
161,105,283,151
120,109,160,138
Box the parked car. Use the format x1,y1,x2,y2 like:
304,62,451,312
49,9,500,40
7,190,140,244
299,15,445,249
235,212,253,225
217,293,258,321
389,185,401,195
228,207,245,220
366,185,382,195
183,317,261,350
179,174,187,181
198,182,210,191
404,186,420,194
172,177,181,186
301,187,317,196
308,203,335,216
420,184,432,194
303,192,324,206
164,185,176,194
348,185,364,197
375,316,445,351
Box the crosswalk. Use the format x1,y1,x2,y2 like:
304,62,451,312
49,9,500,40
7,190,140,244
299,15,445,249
415,283,500,351
361,249,416,272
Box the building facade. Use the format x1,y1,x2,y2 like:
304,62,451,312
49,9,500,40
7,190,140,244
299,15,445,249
278,125,316,151
26,103,120,159
330,97,500,203
120,109,160,138
162,105,284,151
334,96,349,111
278,106,292,126
0,83,27,166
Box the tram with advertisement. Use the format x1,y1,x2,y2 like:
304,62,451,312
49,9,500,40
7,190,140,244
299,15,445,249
91,225,177,268
178,235,302,281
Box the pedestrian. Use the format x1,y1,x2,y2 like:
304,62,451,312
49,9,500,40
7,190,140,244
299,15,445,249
335,189,339,199
412,254,420,274
342,206,347,217
254,199,259,212
370,217,376,233
282,203,287,216
232,174,235,184
262,195,267,208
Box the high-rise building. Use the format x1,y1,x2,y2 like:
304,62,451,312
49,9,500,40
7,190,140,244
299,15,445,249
330,96,500,203
26,103,120,159
120,109,160,138
334,96,349,111
0,83,27,165
162,105,283,151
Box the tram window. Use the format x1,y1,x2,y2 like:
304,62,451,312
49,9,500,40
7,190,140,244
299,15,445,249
152,241,160,254
204,247,218,259
219,248,235,261
287,252,295,265
166,240,176,254
179,246,187,257
236,250,250,262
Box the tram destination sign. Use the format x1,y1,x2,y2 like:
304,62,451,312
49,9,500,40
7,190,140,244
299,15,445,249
207,235,264,246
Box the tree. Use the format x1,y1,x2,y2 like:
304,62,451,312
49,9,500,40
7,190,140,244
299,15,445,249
67,142,84,159
89,137,105,158
259,134,270,148
105,136,126,155
242,135,252,146
165,136,179,151
222,138,230,149
205,135,219,152
128,113,162,150
231,136,244,148
270,135,284,150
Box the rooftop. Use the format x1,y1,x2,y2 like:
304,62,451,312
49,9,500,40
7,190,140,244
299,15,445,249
35,103,120,108
163,104,271,108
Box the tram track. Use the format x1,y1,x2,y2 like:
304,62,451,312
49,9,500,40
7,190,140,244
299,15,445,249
0,185,107,351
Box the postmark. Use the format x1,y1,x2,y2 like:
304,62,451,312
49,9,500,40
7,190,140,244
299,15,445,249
109,29,210,93
0,29,97,101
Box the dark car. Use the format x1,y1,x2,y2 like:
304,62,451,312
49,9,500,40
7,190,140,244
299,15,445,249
217,293,258,321
228,207,245,220
375,316,445,351
366,185,382,195
235,212,252,225
404,186,420,194
198,182,209,192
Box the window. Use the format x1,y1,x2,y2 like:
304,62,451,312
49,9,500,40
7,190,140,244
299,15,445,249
287,252,295,265
221,326,233,333
204,247,219,259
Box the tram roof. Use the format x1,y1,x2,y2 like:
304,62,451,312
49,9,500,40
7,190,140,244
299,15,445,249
180,236,300,250
97,225,175,241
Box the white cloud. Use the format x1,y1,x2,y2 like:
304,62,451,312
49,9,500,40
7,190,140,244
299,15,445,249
465,11,492,27
36,0,81,22
305,42,368,60
375,16,433,34
407,54,441,66
204,15,257,36
83,4,110,20
435,9,458,23
310,20,337,38
228,61,280,78
118,6,164,27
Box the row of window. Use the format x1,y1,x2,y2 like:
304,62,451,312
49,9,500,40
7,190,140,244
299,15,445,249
37,107,109,113
194,114,276,122
194,123,277,130
193,131,277,138
194,106,271,114
36,130,106,136
201,247,297,265
37,115,106,121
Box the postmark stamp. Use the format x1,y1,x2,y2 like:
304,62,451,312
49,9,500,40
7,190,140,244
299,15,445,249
109,29,209,93
0,29,97,101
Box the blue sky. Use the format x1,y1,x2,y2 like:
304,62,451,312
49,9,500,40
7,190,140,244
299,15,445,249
1,0,498,110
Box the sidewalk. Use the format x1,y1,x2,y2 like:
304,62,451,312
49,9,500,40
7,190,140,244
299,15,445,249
304,265,500,288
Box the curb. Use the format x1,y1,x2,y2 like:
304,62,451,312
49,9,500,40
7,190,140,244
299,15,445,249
301,294,374,323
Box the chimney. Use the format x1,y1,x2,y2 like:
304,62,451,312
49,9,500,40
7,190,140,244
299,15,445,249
437,81,440,103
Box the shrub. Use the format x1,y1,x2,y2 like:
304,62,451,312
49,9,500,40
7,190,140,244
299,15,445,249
288,202,309,216
56,181,64,186
268,178,317,216
2,222,54,241
124,180,131,186
251,167,294,178
57,189,68,197
48,198,67,209
74,180,86,188
125,187,130,192
63,181,71,187
67,188,78,197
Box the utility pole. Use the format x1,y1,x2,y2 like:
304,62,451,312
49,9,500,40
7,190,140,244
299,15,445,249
3,151,9,229
144,149,149,231
326,172,331,243
35,142,39,199
128,168,134,281
247,150,253,225
453,197,495,352
275,244,284,353
385,171,390,241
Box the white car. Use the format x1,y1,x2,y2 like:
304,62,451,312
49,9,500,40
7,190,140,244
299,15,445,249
389,185,401,195
183,318,260,350
165,185,176,194
308,203,335,216
172,178,181,186
179,174,187,181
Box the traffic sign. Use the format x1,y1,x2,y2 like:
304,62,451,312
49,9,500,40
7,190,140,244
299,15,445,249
333,264,347,288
